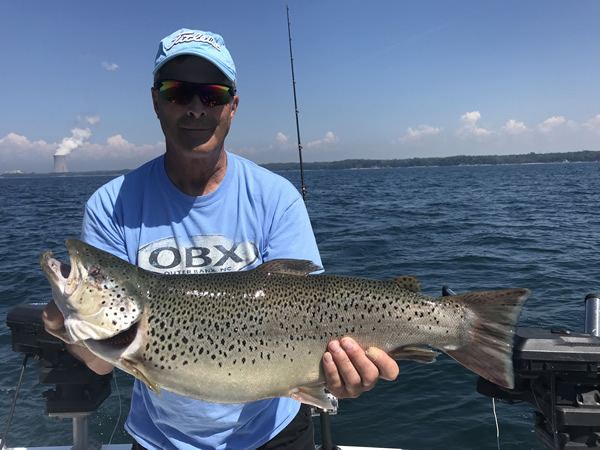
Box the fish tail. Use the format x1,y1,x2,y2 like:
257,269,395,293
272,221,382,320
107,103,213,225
444,288,530,389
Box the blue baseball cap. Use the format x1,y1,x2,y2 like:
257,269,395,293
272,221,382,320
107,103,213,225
153,28,236,84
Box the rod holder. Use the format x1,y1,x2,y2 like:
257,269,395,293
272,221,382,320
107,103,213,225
584,293,600,337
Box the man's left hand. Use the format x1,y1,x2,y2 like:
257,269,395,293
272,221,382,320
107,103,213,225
322,337,399,398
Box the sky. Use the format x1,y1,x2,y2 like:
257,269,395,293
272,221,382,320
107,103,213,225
1,0,599,172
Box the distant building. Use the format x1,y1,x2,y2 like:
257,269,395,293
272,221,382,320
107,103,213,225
53,155,68,172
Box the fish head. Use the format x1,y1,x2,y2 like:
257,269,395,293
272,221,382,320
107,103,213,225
39,239,143,342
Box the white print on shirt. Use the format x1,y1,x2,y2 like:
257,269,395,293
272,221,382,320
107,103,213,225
138,235,258,275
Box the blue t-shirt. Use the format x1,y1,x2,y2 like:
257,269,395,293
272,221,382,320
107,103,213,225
81,152,321,449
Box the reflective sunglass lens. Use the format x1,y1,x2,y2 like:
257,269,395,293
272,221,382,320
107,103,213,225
156,81,233,107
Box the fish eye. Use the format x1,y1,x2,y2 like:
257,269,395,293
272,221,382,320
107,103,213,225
88,267,105,280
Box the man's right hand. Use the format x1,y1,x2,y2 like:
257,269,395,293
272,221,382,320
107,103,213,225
42,299,72,343
42,300,115,375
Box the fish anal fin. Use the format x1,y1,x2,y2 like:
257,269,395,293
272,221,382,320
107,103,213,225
389,275,421,293
253,259,322,276
120,358,161,396
289,385,332,410
389,345,439,363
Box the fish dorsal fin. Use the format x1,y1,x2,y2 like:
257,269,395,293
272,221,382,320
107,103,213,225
389,275,421,293
252,259,322,276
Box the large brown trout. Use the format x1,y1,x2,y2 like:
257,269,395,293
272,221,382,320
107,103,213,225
40,239,529,409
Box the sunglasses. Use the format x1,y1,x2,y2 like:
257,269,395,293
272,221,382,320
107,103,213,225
154,80,236,107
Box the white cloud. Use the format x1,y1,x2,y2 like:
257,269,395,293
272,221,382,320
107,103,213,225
502,119,528,134
276,132,288,144
102,61,119,71
583,114,600,133
107,134,135,149
78,115,101,125
306,131,339,149
396,125,442,143
457,111,494,137
537,116,566,133
0,133,57,172
0,133,54,152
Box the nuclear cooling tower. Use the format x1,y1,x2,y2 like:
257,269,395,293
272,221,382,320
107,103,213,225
53,155,68,173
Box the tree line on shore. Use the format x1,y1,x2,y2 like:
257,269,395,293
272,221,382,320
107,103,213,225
261,150,600,171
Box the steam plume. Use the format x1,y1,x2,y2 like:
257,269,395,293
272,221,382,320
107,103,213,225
54,127,92,156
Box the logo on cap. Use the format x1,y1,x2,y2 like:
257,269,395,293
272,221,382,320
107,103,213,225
166,31,221,52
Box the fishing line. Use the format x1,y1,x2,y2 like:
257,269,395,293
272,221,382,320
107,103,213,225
492,397,500,450
108,369,122,445
1,355,28,450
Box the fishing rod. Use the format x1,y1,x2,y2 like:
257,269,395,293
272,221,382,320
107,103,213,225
285,12,339,450
286,4,307,202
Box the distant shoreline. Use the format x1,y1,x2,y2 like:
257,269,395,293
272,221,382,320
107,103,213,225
259,149,600,172
2,150,599,177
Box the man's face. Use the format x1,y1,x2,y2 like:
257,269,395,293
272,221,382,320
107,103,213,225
152,56,238,160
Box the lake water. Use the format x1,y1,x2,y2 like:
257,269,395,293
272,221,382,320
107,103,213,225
0,162,598,449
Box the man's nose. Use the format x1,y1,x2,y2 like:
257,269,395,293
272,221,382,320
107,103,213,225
186,94,208,117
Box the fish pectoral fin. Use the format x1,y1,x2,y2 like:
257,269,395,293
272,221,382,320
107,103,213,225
253,259,322,276
289,385,333,410
388,346,439,364
120,358,161,396
388,275,421,293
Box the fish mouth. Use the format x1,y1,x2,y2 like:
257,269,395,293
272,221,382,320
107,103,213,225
40,251,71,289
97,321,139,348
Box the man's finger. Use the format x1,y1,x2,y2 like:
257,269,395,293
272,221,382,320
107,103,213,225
339,338,379,388
366,347,399,381
322,350,343,393
329,339,362,392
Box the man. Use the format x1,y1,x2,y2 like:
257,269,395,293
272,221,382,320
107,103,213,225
43,28,398,449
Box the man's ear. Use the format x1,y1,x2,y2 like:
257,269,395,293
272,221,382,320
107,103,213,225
230,95,239,120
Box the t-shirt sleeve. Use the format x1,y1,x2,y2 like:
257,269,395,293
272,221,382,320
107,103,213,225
80,181,129,261
262,194,322,270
